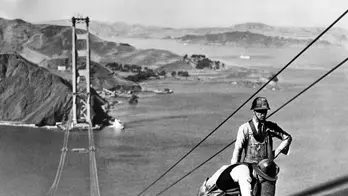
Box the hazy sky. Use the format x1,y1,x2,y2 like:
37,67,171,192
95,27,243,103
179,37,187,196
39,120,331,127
1,0,348,29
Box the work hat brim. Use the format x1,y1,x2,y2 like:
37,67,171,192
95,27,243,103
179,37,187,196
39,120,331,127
252,107,270,111
252,163,278,182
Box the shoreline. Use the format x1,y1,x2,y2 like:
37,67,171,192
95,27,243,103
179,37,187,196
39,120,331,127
0,119,123,131
0,67,287,130
0,121,59,130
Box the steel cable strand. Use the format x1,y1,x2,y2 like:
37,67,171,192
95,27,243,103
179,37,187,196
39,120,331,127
135,9,348,196
90,151,101,196
47,127,70,196
155,142,235,196
154,57,348,196
88,125,101,196
267,57,348,119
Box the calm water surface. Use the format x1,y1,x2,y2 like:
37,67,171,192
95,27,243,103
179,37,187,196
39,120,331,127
1,66,348,196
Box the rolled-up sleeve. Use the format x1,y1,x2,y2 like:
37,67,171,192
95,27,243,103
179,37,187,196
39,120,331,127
231,124,248,164
268,122,292,155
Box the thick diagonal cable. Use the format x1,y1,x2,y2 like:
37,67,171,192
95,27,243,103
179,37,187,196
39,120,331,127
88,123,101,196
136,9,348,196
267,57,348,118
48,127,70,196
155,57,348,196
155,141,235,196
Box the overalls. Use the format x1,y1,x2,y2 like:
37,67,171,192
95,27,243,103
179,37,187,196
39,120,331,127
243,120,273,164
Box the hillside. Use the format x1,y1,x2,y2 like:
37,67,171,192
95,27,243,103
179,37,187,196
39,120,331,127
39,57,141,91
0,53,110,126
0,18,135,61
0,17,181,67
101,49,182,68
24,24,135,59
174,31,332,47
0,18,43,52
156,60,194,72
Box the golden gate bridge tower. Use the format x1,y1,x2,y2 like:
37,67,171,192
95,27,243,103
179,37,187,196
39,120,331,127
71,16,101,196
71,16,92,128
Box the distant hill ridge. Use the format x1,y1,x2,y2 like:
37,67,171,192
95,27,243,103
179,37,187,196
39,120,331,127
38,19,348,46
173,31,332,47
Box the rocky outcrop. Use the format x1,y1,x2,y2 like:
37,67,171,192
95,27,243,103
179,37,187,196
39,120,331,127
0,53,110,126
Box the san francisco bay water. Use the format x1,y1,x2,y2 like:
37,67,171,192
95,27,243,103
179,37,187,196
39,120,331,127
2,37,348,195
1,66,348,196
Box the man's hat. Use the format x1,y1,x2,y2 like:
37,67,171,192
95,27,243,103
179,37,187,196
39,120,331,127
252,159,279,182
251,97,270,111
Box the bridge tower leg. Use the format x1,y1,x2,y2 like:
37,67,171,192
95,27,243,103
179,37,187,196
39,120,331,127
71,16,92,128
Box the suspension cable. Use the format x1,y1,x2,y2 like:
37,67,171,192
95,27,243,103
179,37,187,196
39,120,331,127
47,127,70,196
155,141,235,196
88,123,101,196
154,57,348,196
267,58,348,118
135,9,348,196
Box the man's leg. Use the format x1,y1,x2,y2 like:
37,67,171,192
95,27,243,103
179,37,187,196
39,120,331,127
230,165,253,196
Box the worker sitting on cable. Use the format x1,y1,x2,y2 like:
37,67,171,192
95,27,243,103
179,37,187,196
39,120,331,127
197,158,280,196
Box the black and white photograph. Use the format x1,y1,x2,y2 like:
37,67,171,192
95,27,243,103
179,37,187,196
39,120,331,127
0,0,348,195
